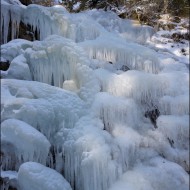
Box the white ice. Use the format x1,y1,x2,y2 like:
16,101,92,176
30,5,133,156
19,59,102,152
5,54,32,80
1,1,189,190
109,157,189,190
1,0,25,44
1,79,87,141
18,162,72,190
1,119,51,170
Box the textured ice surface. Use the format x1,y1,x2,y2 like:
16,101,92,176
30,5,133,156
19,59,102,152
1,79,87,141
80,36,160,73
1,1,189,190
159,95,189,115
1,39,33,61
1,1,154,44
156,115,189,171
85,9,155,44
109,157,189,190
63,115,120,190
1,119,51,170
5,54,32,80
18,162,72,190
92,92,140,131
23,35,100,103
1,0,25,44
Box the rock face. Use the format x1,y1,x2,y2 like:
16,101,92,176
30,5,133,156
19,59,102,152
4,21,35,44
171,32,190,42
0,60,10,71
0,171,18,190
18,22,35,41
0,177,18,190
145,108,160,128
19,0,32,5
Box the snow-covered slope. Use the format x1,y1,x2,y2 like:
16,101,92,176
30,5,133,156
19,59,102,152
1,1,189,190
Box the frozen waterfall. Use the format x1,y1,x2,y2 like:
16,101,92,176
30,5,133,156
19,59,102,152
1,1,189,190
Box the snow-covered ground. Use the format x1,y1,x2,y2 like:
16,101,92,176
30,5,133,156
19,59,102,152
1,1,189,190
150,22,189,65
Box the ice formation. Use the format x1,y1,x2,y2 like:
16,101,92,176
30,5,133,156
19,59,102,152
1,0,189,190
1,79,86,140
80,37,160,73
109,157,189,190
5,54,32,80
1,119,51,170
63,116,120,190
18,162,72,190
85,9,155,44
1,0,25,44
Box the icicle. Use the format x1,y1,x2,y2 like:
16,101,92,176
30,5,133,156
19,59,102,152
63,116,121,190
94,69,164,105
1,4,10,44
24,36,100,104
0,1,24,44
92,93,140,132
80,37,161,74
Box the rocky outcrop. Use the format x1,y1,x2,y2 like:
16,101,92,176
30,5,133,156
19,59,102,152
19,0,32,5
0,174,18,190
18,22,35,41
0,60,10,71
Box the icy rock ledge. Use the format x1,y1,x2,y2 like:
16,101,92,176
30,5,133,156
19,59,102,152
18,162,72,190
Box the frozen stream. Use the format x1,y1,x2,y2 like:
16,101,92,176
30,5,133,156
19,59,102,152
1,1,189,190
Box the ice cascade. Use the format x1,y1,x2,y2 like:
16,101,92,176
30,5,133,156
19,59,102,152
0,1,189,190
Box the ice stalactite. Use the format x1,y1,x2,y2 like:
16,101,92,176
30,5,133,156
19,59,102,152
1,119,51,171
24,35,87,87
94,69,164,106
0,2,189,190
22,4,60,41
91,93,143,173
21,5,103,42
63,116,121,190
1,1,155,45
80,37,160,74
1,1,24,44
24,35,100,104
10,5,22,40
1,3,10,44
92,93,140,132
